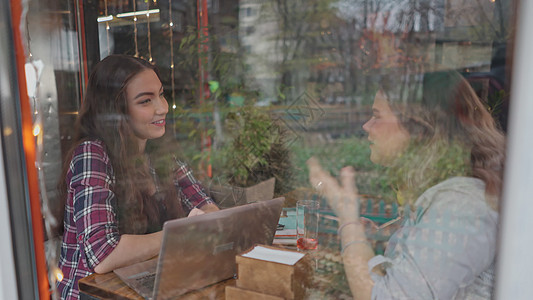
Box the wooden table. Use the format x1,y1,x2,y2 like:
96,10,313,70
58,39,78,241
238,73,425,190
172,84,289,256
78,272,235,299
78,208,352,299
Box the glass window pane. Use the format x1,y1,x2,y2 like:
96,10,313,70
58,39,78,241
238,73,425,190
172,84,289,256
22,0,515,298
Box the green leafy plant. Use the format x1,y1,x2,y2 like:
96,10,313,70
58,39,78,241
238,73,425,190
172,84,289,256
222,106,293,195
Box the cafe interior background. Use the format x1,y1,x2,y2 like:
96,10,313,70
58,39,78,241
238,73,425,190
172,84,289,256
3,0,531,298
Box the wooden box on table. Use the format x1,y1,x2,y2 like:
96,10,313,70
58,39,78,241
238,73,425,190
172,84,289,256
230,244,312,300
225,286,283,300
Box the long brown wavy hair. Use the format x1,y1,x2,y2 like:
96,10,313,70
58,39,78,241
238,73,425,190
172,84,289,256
380,71,505,210
57,55,183,235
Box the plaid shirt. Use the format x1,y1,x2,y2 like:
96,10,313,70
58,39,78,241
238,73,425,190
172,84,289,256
57,140,215,300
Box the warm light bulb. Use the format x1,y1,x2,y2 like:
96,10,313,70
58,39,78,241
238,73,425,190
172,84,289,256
3,127,13,136
169,22,174,27
55,268,64,282
33,124,41,136
134,17,138,22
172,104,177,109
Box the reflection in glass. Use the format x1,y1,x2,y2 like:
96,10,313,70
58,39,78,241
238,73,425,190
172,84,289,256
19,0,515,298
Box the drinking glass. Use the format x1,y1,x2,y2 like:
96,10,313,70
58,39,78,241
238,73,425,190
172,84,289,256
296,200,319,251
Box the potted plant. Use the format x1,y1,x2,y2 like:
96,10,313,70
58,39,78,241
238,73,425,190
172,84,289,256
207,106,293,208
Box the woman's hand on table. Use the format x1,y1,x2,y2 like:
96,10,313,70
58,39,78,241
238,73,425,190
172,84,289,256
188,203,220,217
187,208,205,217
94,231,163,274
307,157,360,222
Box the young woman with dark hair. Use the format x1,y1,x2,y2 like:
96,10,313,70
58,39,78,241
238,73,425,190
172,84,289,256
57,54,218,299
308,71,505,299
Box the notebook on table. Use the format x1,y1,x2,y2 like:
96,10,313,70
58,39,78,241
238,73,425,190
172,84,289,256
113,197,285,300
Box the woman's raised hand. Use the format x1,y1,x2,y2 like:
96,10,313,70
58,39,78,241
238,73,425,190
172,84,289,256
307,157,360,222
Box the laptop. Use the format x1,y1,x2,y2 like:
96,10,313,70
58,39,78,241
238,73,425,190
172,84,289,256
113,197,285,300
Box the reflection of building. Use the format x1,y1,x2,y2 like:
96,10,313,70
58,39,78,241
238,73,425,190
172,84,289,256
25,1,82,217
239,0,349,104
328,0,511,100
436,0,504,72
239,0,281,102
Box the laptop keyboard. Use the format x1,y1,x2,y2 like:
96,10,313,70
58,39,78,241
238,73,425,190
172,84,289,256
134,272,156,292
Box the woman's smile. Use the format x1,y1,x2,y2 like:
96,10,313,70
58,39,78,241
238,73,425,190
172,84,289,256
152,119,166,127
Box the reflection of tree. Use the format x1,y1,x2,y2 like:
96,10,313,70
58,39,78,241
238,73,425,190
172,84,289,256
334,0,510,98
269,0,323,101
242,0,354,106
331,0,439,100
246,0,511,106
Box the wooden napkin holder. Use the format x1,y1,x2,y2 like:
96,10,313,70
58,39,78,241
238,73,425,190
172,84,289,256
233,244,313,300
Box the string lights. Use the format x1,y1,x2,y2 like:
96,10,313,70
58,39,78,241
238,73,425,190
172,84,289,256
169,0,176,110
133,0,139,57
104,0,110,56
147,0,153,62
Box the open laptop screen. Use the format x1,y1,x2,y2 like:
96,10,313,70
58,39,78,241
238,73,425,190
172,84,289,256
153,197,285,299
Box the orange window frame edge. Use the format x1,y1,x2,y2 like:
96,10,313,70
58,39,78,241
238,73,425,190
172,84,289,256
9,0,51,298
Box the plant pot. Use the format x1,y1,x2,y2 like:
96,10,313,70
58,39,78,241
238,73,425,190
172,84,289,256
207,178,276,209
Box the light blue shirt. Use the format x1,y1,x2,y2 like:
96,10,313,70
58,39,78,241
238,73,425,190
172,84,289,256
370,177,498,300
